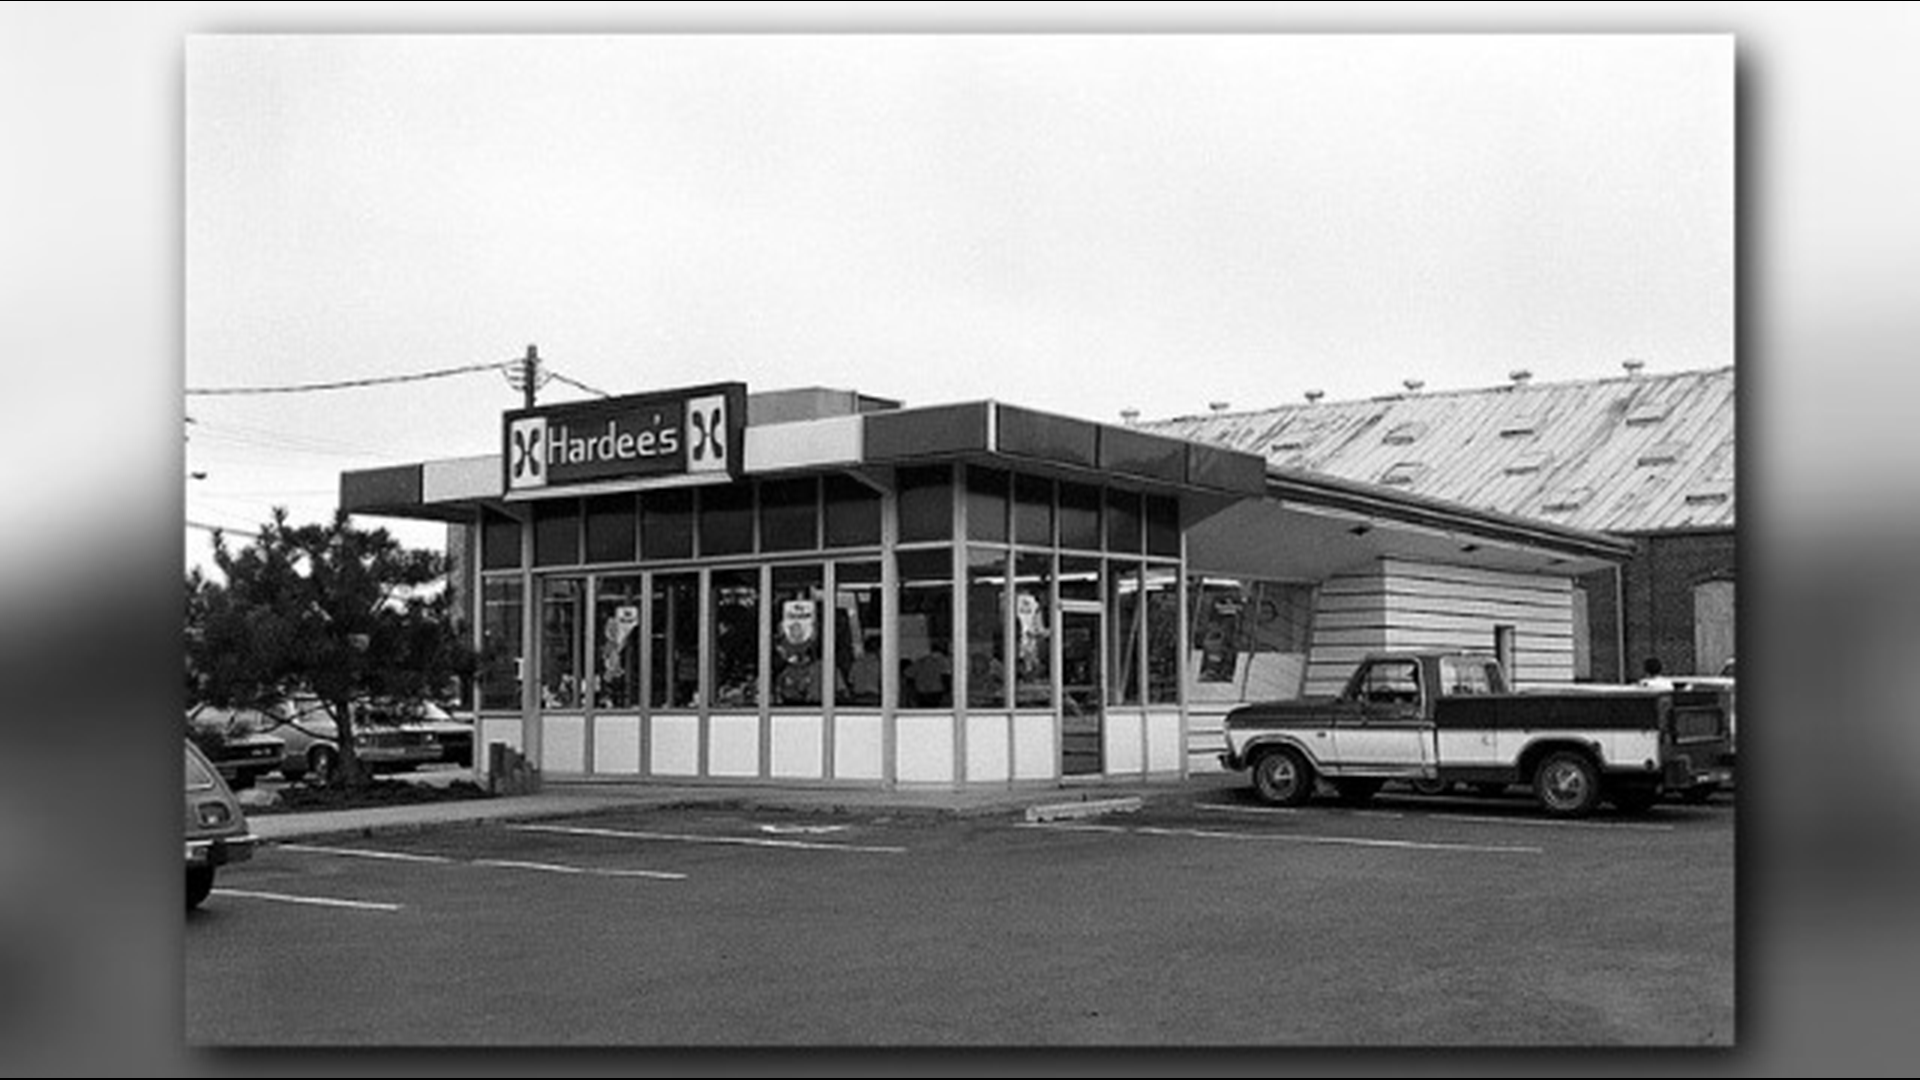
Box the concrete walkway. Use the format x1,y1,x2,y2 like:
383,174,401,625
245,773,1247,842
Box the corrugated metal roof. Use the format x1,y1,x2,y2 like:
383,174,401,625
1141,367,1734,534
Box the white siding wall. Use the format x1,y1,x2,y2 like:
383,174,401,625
1303,558,1576,694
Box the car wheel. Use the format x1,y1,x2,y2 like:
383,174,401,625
1409,777,1451,796
1534,751,1601,818
187,867,214,910
309,746,339,787
1251,747,1314,806
1608,784,1660,814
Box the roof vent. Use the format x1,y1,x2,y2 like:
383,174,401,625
1623,358,1646,377
1684,487,1732,506
1509,369,1533,387
1209,401,1231,414
1304,389,1325,404
1378,462,1430,487
1504,450,1551,475
1541,486,1593,513
1499,413,1540,438
1402,379,1425,393
1382,421,1428,446
1119,409,1140,426
1624,400,1671,426
1637,440,1686,467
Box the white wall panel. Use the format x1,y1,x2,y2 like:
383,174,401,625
833,714,884,781
965,714,1010,783
650,715,700,776
1012,714,1055,780
770,715,825,779
708,715,760,777
1105,711,1144,775
543,715,587,774
592,715,641,775
896,715,954,784
1146,711,1183,773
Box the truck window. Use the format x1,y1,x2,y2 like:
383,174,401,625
1356,660,1420,705
1439,656,1497,696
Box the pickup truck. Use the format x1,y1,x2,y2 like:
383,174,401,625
1218,651,1734,817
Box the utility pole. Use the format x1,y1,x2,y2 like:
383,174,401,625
521,344,539,410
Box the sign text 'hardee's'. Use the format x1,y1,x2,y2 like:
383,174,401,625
504,383,745,494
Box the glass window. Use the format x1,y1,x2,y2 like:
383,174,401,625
1013,473,1054,548
1108,560,1143,705
699,483,755,557
584,494,638,564
824,474,882,548
1145,495,1180,558
1439,655,1497,697
649,572,699,709
1105,489,1142,554
897,547,953,708
897,465,954,544
1058,554,1101,605
640,489,694,561
966,548,1008,709
1188,577,1315,703
479,578,523,710
1143,566,1180,704
1012,552,1052,709
965,466,1009,544
1358,660,1421,705
709,568,761,709
481,509,522,571
1059,482,1101,551
834,561,884,708
533,499,582,567
593,576,645,709
759,478,819,553
770,565,828,708
538,578,586,708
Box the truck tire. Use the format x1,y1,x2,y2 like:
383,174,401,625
1251,747,1314,807
187,867,214,910
1533,750,1601,818
1410,777,1452,796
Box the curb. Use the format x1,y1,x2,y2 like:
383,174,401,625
1022,796,1145,823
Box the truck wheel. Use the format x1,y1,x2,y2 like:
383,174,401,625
187,867,214,910
1251,747,1314,806
1410,778,1452,796
1534,751,1601,818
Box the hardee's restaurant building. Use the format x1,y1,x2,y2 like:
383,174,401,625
340,381,1632,790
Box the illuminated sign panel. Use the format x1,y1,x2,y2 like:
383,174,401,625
503,382,745,496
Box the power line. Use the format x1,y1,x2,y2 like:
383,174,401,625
545,369,611,398
186,359,510,396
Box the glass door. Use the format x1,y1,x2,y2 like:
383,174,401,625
1059,603,1103,776
537,577,588,711
591,576,645,713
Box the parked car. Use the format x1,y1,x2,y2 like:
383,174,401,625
263,694,448,784
358,698,474,768
185,738,256,910
183,704,286,790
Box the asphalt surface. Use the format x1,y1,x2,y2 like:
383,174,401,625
189,777,1735,1047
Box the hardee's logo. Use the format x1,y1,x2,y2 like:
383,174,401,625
685,393,728,473
507,417,547,489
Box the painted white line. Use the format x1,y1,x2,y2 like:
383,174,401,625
1427,813,1677,833
1195,803,1302,816
211,888,402,912
1019,821,1541,855
509,823,908,854
472,858,686,881
280,844,456,864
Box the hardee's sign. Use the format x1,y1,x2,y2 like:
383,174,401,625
503,382,745,496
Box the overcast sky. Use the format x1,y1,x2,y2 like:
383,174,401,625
183,32,1732,567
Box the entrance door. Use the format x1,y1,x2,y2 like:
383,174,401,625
1060,605,1103,776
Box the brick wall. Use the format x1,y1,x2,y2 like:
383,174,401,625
1620,530,1737,678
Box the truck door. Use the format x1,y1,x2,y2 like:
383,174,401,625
1332,658,1432,771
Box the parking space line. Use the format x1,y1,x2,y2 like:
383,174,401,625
509,823,908,854
280,844,456,864
211,888,402,912
471,858,687,880
1194,803,1301,816
1018,821,1542,855
1426,813,1677,832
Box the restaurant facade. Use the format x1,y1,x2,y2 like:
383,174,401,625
340,382,1634,788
